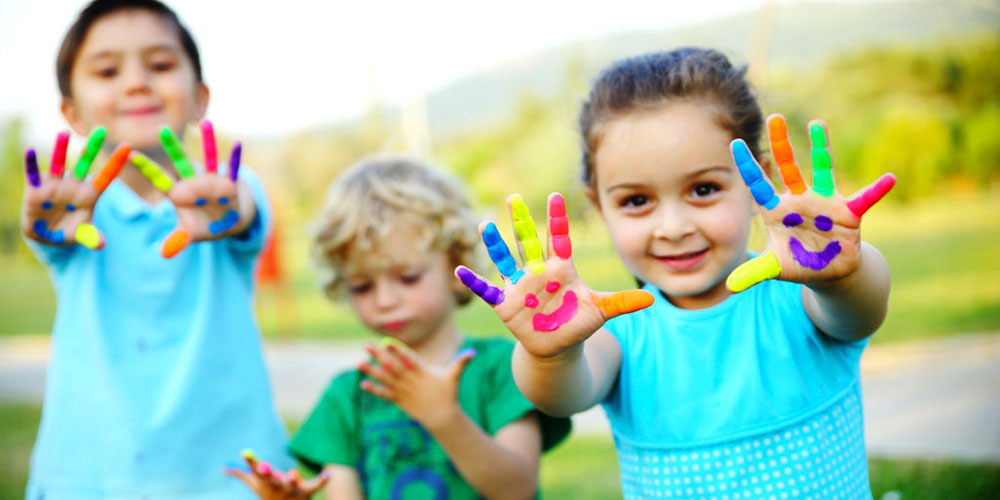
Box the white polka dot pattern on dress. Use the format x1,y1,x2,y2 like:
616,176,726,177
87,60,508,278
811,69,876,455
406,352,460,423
614,389,872,500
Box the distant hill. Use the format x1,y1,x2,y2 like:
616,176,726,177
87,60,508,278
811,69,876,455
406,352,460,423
423,0,1000,134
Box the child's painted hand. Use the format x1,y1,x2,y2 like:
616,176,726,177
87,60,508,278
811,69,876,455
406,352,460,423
224,449,329,500
728,114,896,292
130,120,253,257
357,338,475,431
20,127,129,249
456,193,653,359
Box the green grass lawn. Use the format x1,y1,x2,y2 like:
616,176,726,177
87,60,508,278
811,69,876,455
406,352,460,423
4,193,999,343
2,402,998,499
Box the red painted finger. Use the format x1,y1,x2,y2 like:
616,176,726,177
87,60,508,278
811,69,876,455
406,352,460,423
50,132,69,178
548,192,572,259
846,173,896,217
200,120,218,174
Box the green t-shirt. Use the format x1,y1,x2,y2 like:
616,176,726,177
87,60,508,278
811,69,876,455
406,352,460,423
288,336,571,499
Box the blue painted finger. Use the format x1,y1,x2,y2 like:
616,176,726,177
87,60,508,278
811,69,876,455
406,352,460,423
482,222,524,284
732,139,778,210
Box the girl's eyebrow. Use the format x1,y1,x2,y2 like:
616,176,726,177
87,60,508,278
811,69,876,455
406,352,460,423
685,165,733,179
84,44,180,61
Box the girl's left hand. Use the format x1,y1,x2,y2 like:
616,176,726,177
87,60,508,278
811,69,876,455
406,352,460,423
357,340,475,432
727,114,896,292
130,120,253,258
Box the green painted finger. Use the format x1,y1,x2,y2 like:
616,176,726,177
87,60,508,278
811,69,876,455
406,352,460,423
510,194,545,275
726,252,781,293
131,153,175,192
159,127,196,179
809,123,834,197
73,126,106,179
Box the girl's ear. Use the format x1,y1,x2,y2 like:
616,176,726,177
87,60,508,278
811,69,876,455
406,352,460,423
60,97,89,136
194,83,210,120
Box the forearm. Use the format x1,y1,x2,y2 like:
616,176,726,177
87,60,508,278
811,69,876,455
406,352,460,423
803,242,891,341
424,412,537,500
511,329,620,417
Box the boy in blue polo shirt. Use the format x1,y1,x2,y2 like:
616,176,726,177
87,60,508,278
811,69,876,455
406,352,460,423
20,1,289,498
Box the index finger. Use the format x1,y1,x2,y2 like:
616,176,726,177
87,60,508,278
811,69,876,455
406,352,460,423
159,126,196,179
767,115,807,194
73,126,106,180
200,120,218,174
731,139,779,210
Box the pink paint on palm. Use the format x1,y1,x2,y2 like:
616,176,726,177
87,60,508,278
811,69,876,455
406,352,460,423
545,281,561,293
524,293,539,308
532,290,578,332
50,132,69,177
200,120,218,173
847,173,896,217
548,193,572,259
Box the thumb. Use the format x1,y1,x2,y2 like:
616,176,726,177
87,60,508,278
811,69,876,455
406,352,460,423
73,223,105,250
448,347,477,379
593,289,654,320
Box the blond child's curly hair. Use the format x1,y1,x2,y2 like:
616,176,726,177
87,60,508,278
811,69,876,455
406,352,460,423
310,155,483,305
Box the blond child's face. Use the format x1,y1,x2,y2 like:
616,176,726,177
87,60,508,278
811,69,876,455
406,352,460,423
61,9,208,150
590,101,756,310
344,228,463,347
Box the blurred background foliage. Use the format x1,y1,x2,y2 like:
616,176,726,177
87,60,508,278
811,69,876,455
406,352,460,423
1,0,998,343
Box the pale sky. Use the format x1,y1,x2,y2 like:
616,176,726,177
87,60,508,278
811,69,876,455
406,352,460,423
0,0,872,142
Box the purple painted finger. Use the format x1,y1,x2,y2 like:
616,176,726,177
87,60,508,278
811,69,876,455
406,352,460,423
456,267,504,305
228,142,242,182
25,149,41,188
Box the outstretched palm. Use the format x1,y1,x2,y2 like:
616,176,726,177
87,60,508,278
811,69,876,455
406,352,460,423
130,120,246,257
727,114,896,292
21,127,128,249
455,193,652,358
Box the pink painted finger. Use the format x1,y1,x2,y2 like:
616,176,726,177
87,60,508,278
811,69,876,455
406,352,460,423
847,173,896,217
50,132,69,178
228,142,241,182
200,120,218,174
548,192,572,259
25,149,41,188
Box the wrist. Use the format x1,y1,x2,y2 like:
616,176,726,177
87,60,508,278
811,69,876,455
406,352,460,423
420,402,465,434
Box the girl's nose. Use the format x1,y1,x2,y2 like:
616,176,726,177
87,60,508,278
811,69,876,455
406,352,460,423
121,61,151,95
652,203,696,242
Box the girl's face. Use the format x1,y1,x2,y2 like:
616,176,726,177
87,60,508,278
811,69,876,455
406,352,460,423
590,100,756,310
344,228,464,348
61,9,208,150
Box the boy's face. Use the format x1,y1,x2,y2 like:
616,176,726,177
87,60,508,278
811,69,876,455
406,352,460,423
590,100,756,310
61,9,208,150
344,228,464,348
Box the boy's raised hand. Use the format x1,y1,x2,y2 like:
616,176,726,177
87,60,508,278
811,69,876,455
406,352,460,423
358,338,476,431
225,449,329,500
728,114,896,292
21,127,129,249
455,193,653,359
130,120,252,257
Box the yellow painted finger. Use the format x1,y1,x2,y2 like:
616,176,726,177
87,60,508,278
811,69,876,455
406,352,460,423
726,252,781,292
131,153,175,192
510,194,545,275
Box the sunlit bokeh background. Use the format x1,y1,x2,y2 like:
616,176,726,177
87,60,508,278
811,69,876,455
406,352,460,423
1,0,998,497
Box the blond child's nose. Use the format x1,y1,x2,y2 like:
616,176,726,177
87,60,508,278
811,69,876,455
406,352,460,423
373,282,401,309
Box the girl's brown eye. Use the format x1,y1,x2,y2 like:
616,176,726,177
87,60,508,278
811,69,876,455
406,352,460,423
620,194,648,208
400,273,422,285
96,68,118,78
348,282,372,294
692,183,721,198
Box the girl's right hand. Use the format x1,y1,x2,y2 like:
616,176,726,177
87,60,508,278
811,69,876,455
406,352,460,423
455,193,653,359
20,127,129,249
225,450,329,500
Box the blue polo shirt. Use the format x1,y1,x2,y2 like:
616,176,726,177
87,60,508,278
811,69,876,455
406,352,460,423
25,167,291,499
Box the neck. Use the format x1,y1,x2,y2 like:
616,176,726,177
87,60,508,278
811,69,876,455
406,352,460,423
409,319,464,365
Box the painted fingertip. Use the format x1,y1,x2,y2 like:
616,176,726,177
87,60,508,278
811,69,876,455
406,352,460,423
229,142,242,182
258,461,272,475
50,132,69,177
200,120,218,174
161,229,190,258
457,347,477,358
25,149,41,187
75,224,102,249
241,448,256,460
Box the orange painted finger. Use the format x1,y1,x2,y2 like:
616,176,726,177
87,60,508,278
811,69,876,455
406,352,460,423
767,115,807,194
92,144,131,193
594,290,654,319
161,229,190,258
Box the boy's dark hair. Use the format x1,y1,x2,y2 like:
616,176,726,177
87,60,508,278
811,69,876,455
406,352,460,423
578,47,764,187
56,0,203,98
